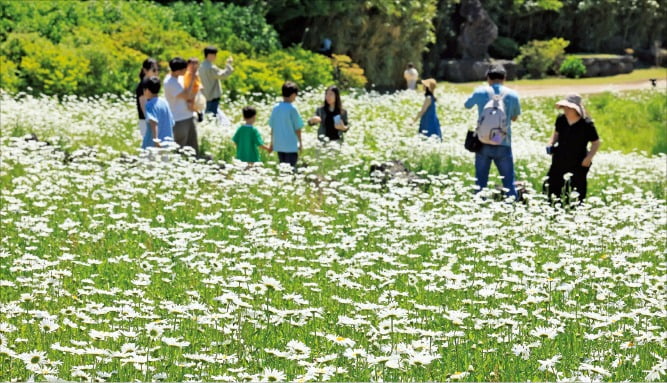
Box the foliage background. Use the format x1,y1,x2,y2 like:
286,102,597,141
0,0,664,95
0,0,364,98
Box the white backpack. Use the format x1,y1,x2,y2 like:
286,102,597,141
476,87,507,145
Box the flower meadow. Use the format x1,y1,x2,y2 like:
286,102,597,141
0,87,665,382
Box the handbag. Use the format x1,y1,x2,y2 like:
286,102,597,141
465,130,482,152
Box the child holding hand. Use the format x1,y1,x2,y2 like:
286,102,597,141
233,106,271,164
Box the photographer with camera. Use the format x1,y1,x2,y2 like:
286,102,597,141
544,94,601,204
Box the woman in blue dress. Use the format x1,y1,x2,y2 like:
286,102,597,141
414,78,442,140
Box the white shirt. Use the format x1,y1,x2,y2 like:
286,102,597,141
404,68,419,81
164,75,194,122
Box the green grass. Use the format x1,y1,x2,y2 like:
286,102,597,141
448,67,667,93
524,90,667,154
571,53,622,59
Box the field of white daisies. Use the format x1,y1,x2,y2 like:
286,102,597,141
0,86,666,382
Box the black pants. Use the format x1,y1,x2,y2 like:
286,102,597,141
544,165,590,203
277,152,298,169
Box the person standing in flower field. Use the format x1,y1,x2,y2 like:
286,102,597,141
269,81,304,170
464,64,521,199
404,63,419,90
135,58,159,140
413,78,442,140
140,76,175,149
544,94,601,203
307,85,349,143
199,46,234,117
233,106,271,165
164,57,199,155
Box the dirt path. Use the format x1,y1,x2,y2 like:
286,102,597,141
513,79,667,97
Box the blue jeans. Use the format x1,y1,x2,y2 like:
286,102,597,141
474,144,517,198
205,98,220,115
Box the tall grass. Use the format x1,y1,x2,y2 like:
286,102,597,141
523,90,666,154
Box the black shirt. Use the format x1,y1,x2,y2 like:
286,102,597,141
315,106,348,142
553,114,599,169
135,81,145,120
323,108,339,140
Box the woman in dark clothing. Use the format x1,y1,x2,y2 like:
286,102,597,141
135,58,159,139
308,85,349,142
544,94,601,204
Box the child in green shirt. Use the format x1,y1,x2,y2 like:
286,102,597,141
233,106,270,163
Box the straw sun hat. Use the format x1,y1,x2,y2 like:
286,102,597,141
421,78,437,93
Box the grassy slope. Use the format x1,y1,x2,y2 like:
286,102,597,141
449,68,667,94
443,69,667,155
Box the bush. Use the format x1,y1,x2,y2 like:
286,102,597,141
517,38,569,78
0,0,364,98
0,1,200,96
223,54,284,99
280,47,334,89
489,37,520,60
170,0,281,55
332,54,368,89
0,55,20,92
559,55,586,78
64,27,146,96
5,33,91,95
223,47,337,100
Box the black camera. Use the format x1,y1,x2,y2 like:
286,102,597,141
546,146,554,155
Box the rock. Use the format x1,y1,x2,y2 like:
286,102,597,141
581,55,634,77
457,0,498,60
370,160,421,186
439,59,519,82
635,48,667,67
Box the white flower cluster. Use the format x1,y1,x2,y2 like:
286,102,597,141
0,88,665,381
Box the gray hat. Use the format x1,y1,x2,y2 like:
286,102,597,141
486,64,507,77
556,94,586,117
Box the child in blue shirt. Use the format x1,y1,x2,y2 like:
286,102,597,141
141,76,175,149
268,81,304,168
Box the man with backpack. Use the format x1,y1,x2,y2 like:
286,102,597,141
464,64,521,199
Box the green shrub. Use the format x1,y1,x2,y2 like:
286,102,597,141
559,56,586,78
281,47,334,89
0,0,363,98
0,55,20,92
0,1,201,96
489,37,520,60
64,27,145,96
332,54,368,88
223,53,283,99
222,48,338,99
170,0,281,55
6,33,90,95
517,38,569,78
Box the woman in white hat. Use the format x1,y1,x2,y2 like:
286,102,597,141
544,93,601,203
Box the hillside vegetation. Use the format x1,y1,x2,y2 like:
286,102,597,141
0,0,366,98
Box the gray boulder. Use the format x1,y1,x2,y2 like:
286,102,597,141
458,0,498,60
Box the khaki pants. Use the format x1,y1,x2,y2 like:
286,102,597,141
173,117,198,155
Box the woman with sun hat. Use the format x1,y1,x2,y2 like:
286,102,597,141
544,93,601,203
413,78,442,140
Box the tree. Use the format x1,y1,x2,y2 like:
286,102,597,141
250,0,439,89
